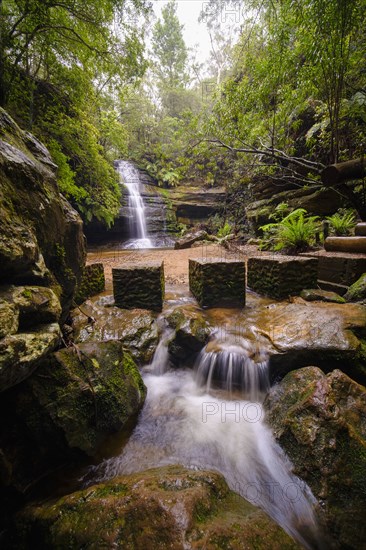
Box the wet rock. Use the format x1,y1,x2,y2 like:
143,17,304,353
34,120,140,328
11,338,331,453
189,258,246,308
344,272,366,302
174,229,209,250
253,301,366,384
71,295,159,365
247,256,318,300
166,305,211,363
0,323,61,392
113,262,164,312
27,341,146,456
74,263,105,305
12,466,300,549
300,288,345,303
264,367,366,549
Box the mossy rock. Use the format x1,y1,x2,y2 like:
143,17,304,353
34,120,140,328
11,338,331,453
12,466,300,549
27,341,146,456
166,305,211,364
300,289,346,304
345,273,366,303
265,367,366,549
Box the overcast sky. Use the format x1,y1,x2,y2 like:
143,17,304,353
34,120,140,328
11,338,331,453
152,1,211,59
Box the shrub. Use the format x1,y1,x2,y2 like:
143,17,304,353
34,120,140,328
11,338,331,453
260,208,321,253
326,209,357,236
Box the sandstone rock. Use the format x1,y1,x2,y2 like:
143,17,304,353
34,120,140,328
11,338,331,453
247,256,318,300
300,288,345,303
113,262,164,312
355,223,366,236
0,323,61,392
71,295,159,365
344,272,366,302
264,367,366,549
174,229,208,250
252,301,366,384
13,466,300,549
189,258,246,307
166,305,211,363
74,263,105,305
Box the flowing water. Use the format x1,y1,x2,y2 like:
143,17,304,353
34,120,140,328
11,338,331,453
84,299,323,549
117,160,153,249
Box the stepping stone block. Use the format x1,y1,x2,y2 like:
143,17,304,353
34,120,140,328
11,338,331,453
247,256,318,300
189,259,246,308
75,263,105,305
112,262,164,312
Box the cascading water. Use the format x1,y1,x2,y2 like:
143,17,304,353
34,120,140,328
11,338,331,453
117,160,153,249
84,314,323,549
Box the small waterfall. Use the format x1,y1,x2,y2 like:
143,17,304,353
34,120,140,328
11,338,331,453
195,333,270,401
117,160,153,249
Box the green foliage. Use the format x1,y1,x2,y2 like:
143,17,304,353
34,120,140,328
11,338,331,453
260,208,321,253
217,222,233,238
269,202,291,222
1,0,151,227
327,209,357,236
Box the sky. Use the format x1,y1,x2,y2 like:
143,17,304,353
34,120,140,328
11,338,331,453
152,1,213,59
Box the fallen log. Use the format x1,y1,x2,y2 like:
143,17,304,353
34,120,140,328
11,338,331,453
321,157,366,185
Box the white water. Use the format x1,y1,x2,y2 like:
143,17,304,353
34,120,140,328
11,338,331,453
117,160,153,249
84,329,323,549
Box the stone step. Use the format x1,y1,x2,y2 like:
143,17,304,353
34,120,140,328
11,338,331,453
355,223,366,236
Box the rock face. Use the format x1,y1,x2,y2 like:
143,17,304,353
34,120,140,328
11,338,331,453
0,108,86,318
189,259,246,308
264,367,366,549
169,185,226,226
247,256,318,300
113,262,165,312
12,466,300,550
0,341,146,492
251,301,366,384
71,295,159,365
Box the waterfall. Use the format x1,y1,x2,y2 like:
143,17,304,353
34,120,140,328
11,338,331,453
195,334,270,401
117,160,153,249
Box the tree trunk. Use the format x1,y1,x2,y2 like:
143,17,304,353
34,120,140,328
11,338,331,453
321,158,366,185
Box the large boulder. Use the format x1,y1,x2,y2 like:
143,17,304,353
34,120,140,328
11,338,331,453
11,466,300,549
71,295,159,365
0,108,86,318
248,301,366,384
265,367,366,549
0,341,146,493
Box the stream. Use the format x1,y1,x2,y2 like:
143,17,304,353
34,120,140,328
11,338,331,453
80,289,323,550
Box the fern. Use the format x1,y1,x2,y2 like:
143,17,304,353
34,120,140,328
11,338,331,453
260,208,320,253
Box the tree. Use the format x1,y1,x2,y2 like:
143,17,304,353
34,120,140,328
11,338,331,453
151,0,189,115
